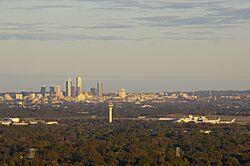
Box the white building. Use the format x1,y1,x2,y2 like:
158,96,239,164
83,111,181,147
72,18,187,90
4,94,13,101
9,118,20,123
76,76,83,96
15,94,23,100
0,120,12,126
46,121,59,125
118,89,126,99
55,85,61,97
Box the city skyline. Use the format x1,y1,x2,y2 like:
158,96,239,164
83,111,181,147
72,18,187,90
1,1,249,165
0,74,250,93
0,0,250,92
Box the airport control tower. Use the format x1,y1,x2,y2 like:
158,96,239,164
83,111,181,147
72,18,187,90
108,103,113,123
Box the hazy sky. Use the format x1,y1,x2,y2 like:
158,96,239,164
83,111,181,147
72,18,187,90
0,0,250,92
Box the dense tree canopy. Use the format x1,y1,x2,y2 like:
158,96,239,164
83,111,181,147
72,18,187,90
0,120,249,166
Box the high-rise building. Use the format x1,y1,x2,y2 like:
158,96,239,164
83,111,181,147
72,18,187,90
97,82,103,98
71,86,76,98
41,85,46,95
55,85,61,97
50,86,55,96
66,77,72,97
76,76,83,96
91,88,96,96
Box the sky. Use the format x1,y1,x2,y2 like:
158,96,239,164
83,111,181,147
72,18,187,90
0,0,250,92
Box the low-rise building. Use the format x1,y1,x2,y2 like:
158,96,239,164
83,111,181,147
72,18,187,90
12,122,28,126
9,118,20,123
15,94,23,100
0,120,12,126
46,121,59,125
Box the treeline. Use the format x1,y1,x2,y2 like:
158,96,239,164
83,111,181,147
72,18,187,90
0,120,250,165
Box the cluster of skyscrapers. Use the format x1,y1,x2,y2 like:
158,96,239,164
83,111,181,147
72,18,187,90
65,76,83,97
40,76,104,98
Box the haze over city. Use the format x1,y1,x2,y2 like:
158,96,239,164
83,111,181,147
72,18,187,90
1,1,250,165
1,0,250,92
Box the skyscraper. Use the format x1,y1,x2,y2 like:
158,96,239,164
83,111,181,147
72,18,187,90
66,77,72,97
55,85,61,97
91,88,96,96
41,85,46,95
97,82,103,98
50,86,55,96
76,76,83,96
71,86,76,98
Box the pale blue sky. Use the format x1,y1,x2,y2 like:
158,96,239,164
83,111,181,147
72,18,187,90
0,0,250,92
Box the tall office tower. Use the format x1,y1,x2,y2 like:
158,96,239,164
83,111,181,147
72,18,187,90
76,76,83,96
71,86,76,98
41,85,46,95
50,86,55,96
91,88,96,96
66,77,72,97
97,82,103,98
55,85,61,96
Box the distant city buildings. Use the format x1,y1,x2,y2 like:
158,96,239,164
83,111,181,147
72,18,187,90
15,94,23,100
50,86,55,96
97,82,103,98
64,76,85,98
91,88,96,96
2,75,235,107
118,89,126,99
0,75,108,103
0,88,203,105
55,85,61,97
76,76,83,96
40,85,46,95
4,94,13,101
66,77,72,97
71,86,76,98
